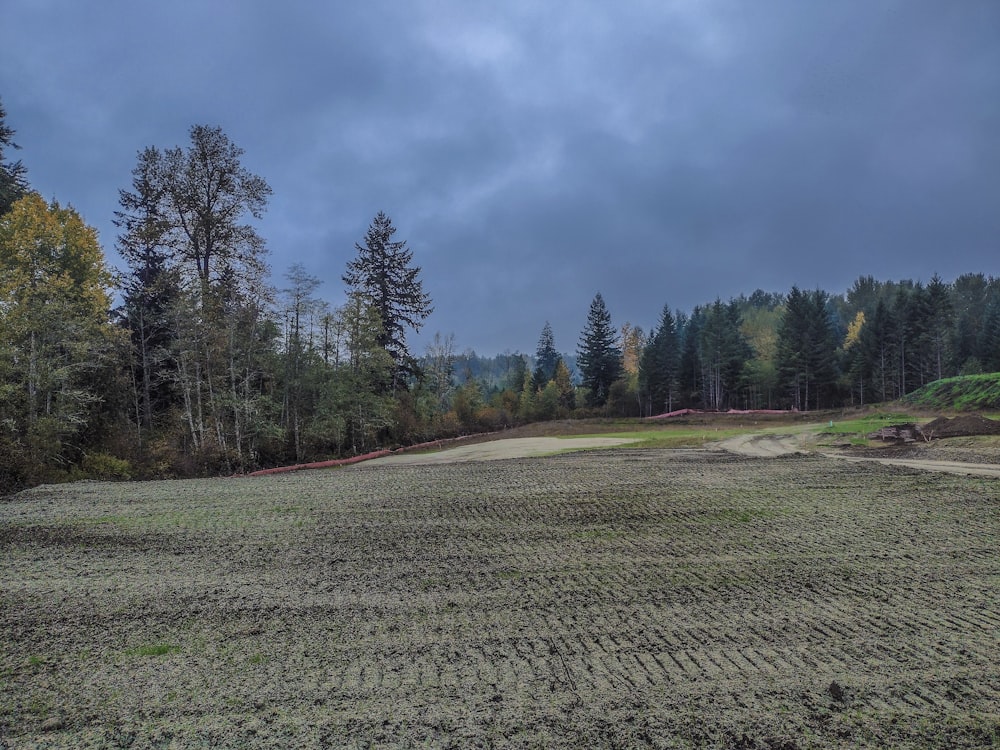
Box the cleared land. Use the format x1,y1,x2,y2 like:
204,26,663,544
366,436,642,465
2,445,999,748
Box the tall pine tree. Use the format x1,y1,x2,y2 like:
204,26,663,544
343,212,432,386
776,287,838,410
0,97,29,216
577,293,622,407
533,321,560,387
639,303,679,415
115,146,179,432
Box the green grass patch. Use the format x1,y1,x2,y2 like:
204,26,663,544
904,372,1000,411
560,427,755,449
820,411,927,447
822,412,920,436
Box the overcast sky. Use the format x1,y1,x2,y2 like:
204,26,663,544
2,1,998,355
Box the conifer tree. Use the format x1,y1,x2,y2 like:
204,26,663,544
777,287,839,410
343,212,432,384
640,303,679,415
577,293,622,406
0,98,29,216
533,322,560,387
115,146,178,431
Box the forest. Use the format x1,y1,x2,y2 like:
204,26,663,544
2,101,999,490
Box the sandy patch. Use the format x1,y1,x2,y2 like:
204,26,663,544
714,434,809,457
362,436,641,466
718,432,1000,477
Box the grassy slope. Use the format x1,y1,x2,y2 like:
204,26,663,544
903,372,1000,411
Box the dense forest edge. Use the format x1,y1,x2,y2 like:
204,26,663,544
2,101,1000,492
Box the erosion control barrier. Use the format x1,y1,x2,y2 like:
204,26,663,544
645,408,794,420
241,432,496,477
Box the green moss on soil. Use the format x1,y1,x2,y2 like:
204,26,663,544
904,372,1000,411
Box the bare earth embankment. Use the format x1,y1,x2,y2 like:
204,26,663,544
717,431,1000,478
2,442,999,748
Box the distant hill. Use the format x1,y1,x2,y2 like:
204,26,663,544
903,373,1000,411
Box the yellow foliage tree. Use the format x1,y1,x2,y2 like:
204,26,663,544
620,322,645,376
844,311,865,350
0,193,120,472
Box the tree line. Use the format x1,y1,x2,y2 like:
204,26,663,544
2,98,999,489
436,269,1000,430
1,106,441,489
580,276,999,418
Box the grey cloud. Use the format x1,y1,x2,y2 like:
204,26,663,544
2,0,997,354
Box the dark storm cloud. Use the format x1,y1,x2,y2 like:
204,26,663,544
2,0,998,354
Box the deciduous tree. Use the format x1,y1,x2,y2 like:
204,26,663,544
161,126,271,295
0,194,120,481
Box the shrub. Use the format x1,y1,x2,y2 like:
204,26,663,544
76,452,133,481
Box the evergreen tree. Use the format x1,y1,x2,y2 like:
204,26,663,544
776,288,838,410
323,293,396,453
979,296,1000,372
856,297,896,403
343,212,432,384
699,300,751,410
281,263,325,461
951,273,989,370
115,146,179,432
925,274,953,380
577,293,622,406
533,321,560,386
0,98,29,216
639,303,679,415
677,309,703,408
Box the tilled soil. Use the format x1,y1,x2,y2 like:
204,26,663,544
839,435,1000,467
2,450,999,748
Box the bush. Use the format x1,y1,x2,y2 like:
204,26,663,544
75,452,133,481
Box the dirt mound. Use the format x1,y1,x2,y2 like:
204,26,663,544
920,414,1000,438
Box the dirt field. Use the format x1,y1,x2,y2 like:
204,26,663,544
3,447,999,748
366,436,642,465
717,432,1000,478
